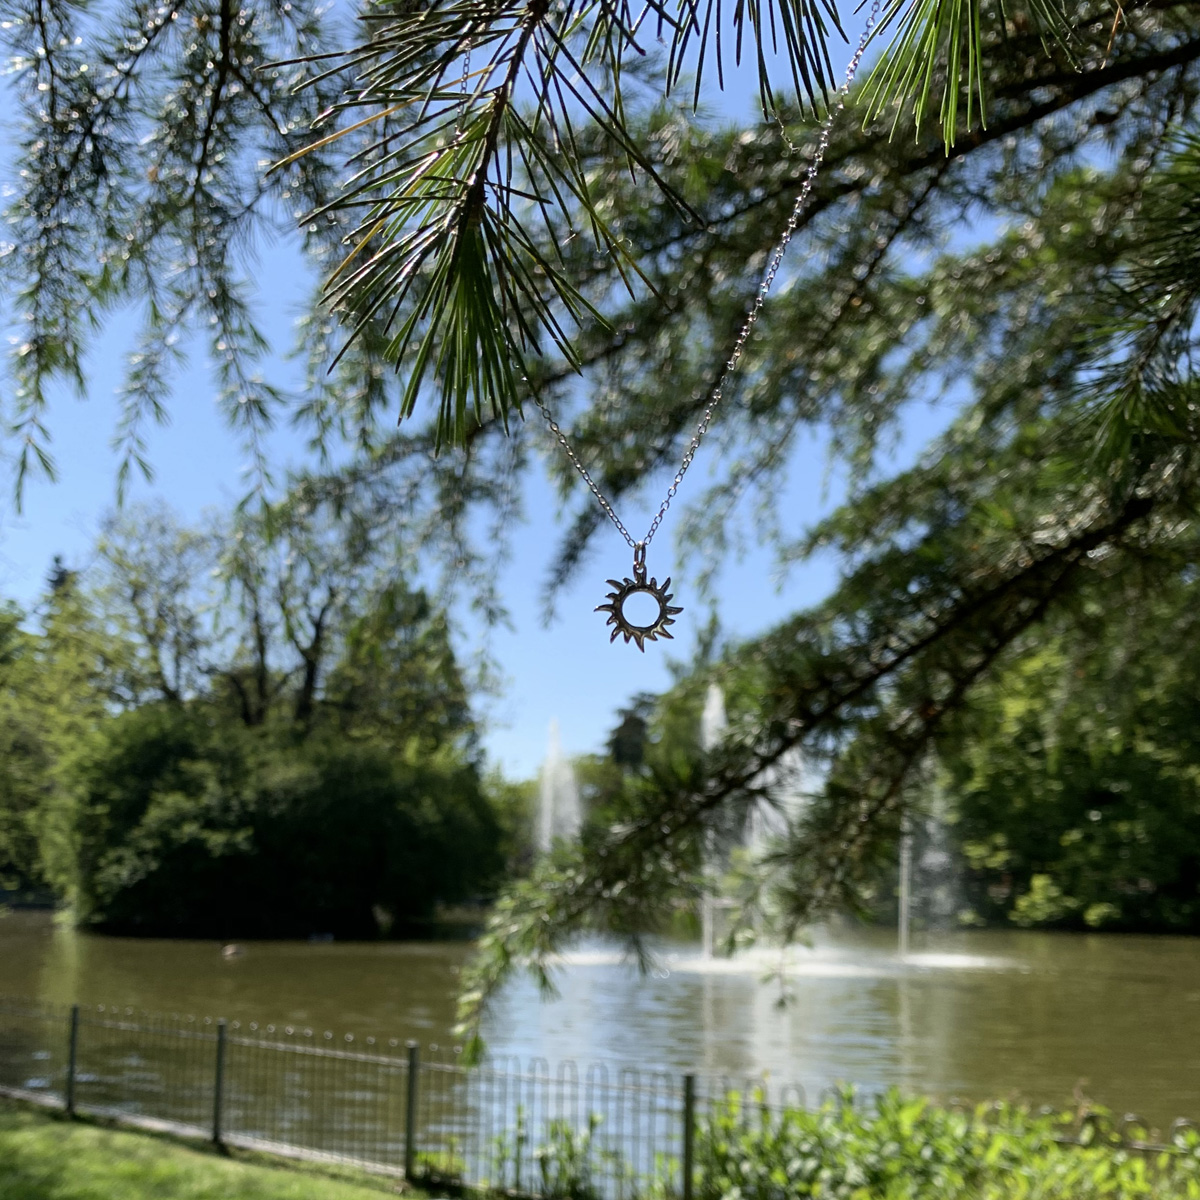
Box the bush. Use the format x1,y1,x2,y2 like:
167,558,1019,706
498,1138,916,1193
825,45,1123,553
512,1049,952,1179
673,1088,1200,1200
70,705,504,938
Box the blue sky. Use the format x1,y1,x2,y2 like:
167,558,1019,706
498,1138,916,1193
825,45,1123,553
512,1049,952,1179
0,14,952,780
0,345,949,782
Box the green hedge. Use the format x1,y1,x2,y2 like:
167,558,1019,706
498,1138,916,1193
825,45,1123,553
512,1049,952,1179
470,1088,1200,1200
675,1089,1200,1200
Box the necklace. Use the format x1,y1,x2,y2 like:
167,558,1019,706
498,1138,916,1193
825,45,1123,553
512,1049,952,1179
534,4,881,650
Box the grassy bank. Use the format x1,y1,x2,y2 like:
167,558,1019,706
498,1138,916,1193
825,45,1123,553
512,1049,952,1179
0,1101,407,1200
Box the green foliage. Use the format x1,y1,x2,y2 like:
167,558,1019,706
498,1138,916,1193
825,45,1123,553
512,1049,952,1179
415,1138,468,1182
668,1088,1200,1200
481,769,540,874
90,495,478,749
0,0,1104,459
67,699,503,939
0,0,347,494
942,583,1200,932
285,5,695,443
1084,130,1200,462
323,585,473,753
0,573,133,900
606,693,657,768
0,601,43,893
0,492,502,935
532,1116,611,1200
456,43,1200,1027
291,0,1086,434
485,1109,628,1200
93,514,214,706
864,0,1074,150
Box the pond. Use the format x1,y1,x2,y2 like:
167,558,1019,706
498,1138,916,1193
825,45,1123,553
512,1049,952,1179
2,909,1198,1128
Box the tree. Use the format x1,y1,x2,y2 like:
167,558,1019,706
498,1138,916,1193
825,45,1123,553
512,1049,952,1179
93,510,214,705
4,494,496,932
941,580,1200,933
323,582,474,754
0,601,43,893
605,693,657,767
91,495,477,748
271,1,1200,604
8,1,1192,645
2,0,1135,462
268,0,1089,438
214,498,375,730
453,108,1200,1044
68,704,503,937
0,569,134,903
0,0,347,492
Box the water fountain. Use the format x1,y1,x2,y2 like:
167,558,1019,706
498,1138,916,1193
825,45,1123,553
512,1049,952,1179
700,684,728,753
538,719,582,852
688,686,985,975
896,784,964,957
898,819,913,958
916,790,961,926
698,686,806,956
699,686,727,959
519,701,1014,1089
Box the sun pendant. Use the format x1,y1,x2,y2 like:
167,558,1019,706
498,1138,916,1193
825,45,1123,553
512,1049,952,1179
596,553,683,651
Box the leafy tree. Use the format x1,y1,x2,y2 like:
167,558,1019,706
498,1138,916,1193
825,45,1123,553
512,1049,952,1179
213,497,388,729
0,601,43,893
942,582,1200,932
279,0,1093,437
69,704,503,936
605,693,657,768
4,495,495,932
2,0,1094,460
93,510,214,705
480,768,540,873
92,496,477,748
0,569,134,901
268,1,1200,614
0,0,348,491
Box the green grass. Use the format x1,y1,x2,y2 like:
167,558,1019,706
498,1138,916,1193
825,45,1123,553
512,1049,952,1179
0,1101,409,1200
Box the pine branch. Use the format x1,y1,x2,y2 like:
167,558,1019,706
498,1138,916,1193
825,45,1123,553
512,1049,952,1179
194,0,236,199
455,461,1168,1045
2,0,344,503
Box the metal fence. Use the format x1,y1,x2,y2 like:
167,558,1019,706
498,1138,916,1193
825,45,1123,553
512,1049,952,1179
0,994,1192,1198
0,995,714,1197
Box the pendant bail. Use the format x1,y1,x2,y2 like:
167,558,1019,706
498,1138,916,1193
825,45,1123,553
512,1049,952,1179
633,541,647,581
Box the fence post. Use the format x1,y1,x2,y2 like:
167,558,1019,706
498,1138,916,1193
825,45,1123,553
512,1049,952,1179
683,1074,696,1200
405,1041,420,1182
64,1005,80,1117
212,1019,228,1145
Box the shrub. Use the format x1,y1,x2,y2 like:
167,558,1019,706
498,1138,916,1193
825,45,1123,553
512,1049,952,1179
670,1088,1200,1200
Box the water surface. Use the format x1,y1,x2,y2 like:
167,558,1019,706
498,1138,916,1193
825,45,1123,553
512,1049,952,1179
2,910,1197,1127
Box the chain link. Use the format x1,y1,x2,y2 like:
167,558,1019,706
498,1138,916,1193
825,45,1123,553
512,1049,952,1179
457,39,472,136
535,0,883,555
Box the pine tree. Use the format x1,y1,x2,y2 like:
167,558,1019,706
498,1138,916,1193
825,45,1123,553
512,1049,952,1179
449,14,1200,1042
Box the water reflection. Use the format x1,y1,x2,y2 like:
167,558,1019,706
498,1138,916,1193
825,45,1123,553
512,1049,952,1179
2,910,1198,1126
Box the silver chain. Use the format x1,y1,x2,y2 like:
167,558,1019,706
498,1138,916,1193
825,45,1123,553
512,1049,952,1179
534,0,882,558
457,38,472,135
